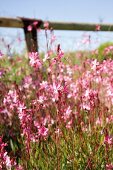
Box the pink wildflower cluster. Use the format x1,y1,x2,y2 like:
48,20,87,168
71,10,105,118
104,46,113,55
0,42,113,168
27,21,38,32
0,137,16,169
104,135,113,145
106,164,113,170
2,52,113,140
43,21,49,29
3,90,18,110
95,24,101,31
29,52,42,69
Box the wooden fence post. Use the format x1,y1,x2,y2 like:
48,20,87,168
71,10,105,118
20,18,43,52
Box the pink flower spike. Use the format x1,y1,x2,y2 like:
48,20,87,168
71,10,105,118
29,52,42,69
51,35,56,43
38,126,48,139
95,24,101,31
104,135,112,145
27,25,32,31
106,164,113,170
33,21,38,27
44,21,49,29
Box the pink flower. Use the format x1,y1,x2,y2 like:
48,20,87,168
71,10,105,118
33,21,38,27
27,25,32,31
16,165,24,170
18,102,26,115
43,50,53,62
43,21,49,29
63,106,72,121
95,24,101,31
38,126,48,138
104,135,113,145
66,120,72,129
91,59,99,71
23,76,32,88
0,137,15,169
29,52,42,69
40,81,48,89
51,82,62,102
82,34,91,44
106,164,113,170
51,35,56,43
95,118,102,126
57,44,64,60
55,128,62,136
3,90,18,110
104,46,113,55
37,95,47,104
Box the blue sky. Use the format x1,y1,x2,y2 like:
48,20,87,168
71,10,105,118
1,0,113,23
0,0,113,52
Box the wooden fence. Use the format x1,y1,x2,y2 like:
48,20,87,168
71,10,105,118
0,17,113,52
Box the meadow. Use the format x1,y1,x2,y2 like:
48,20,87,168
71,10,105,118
0,25,113,170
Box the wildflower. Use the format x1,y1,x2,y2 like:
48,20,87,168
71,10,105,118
29,52,42,69
23,76,32,88
57,44,64,60
106,164,113,170
17,102,26,115
3,90,18,110
95,24,101,31
37,95,47,104
82,34,91,44
0,137,15,169
33,21,38,27
40,81,48,89
51,82,62,102
38,126,48,139
104,46,113,55
16,165,24,170
43,50,53,62
95,118,102,126
55,128,62,137
66,120,72,129
91,59,99,71
27,25,32,31
43,21,49,29
50,35,56,43
63,106,72,121
104,135,112,145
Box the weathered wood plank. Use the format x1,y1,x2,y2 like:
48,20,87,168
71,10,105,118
0,17,24,28
48,21,113,31
0,17,113,31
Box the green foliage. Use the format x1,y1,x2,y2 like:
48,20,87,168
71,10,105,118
0,55,31,85
97,41,113,61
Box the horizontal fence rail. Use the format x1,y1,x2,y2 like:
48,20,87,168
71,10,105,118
0,17,113,52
